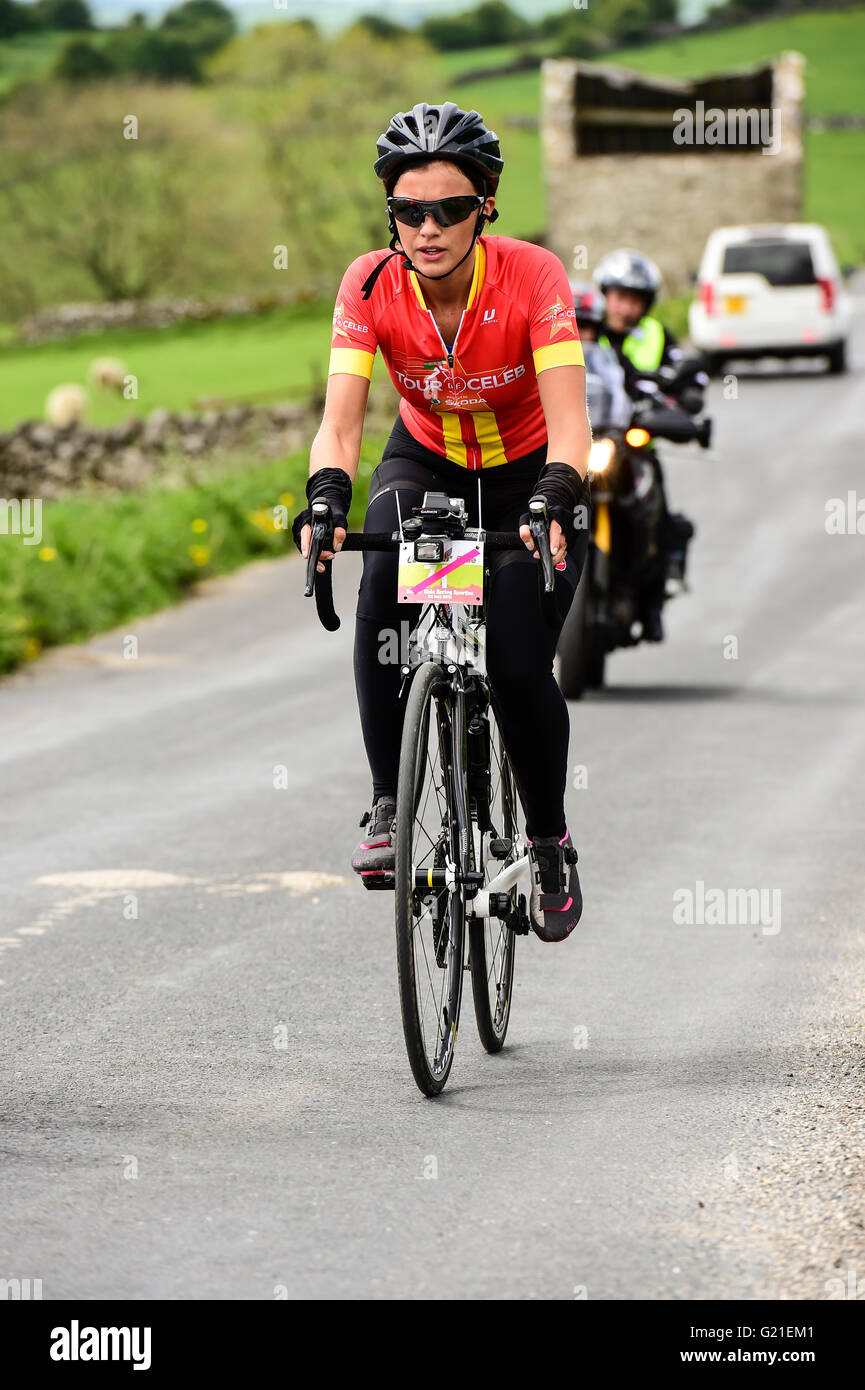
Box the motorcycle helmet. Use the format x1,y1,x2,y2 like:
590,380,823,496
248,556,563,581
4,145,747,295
593,249,662,310
570,282,606,325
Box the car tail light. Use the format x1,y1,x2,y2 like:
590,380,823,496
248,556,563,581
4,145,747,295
698,281,715,316
816,277,835,312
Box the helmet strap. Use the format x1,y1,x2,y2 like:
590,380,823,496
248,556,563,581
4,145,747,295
360,207,495,300
394,207,489,282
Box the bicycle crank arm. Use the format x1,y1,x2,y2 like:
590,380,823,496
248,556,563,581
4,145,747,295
465,853,530,915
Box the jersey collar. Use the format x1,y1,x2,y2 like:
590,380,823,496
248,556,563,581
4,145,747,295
408,238,486,313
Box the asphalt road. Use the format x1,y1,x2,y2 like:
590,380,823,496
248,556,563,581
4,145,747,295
2,306,864,1301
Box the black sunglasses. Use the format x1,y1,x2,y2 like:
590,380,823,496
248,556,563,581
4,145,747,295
387,195,485,229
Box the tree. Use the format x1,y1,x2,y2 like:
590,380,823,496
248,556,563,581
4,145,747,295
256,24,433,287
208,20,328,84
554,19,601,58
53,35,116,82
0,0,36,37
0,84,243,307
104,30,202,82
159,0,236,55
718,0,785,13
33,0,93,30
552,0,678,53
350,15,406,40
420,1,530,51
474,1,532,43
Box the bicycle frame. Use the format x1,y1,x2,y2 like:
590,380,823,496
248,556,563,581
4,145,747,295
303,495,555,923
399,572,529,925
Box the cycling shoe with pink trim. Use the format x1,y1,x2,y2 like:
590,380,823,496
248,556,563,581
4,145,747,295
527,830,582,943
352,795,396,878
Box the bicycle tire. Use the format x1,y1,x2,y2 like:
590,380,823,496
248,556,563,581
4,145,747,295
394,661,466,1096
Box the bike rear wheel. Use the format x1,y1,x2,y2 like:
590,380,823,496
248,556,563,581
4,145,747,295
469,701,521,1053
395,661,465,1096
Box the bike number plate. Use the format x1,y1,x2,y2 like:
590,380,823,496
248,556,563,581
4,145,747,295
397,539,484,605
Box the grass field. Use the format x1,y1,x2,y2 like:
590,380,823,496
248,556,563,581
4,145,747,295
0,303,337,431
609,9,865,116
0,30,66,96
439,39,549,79
0,433,385,675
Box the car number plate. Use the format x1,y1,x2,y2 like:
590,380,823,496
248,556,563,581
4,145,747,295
724,294,747,315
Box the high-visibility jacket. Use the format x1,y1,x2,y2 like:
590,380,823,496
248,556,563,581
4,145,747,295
600,316,666,372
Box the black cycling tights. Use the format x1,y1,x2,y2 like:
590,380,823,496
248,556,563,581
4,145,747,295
353,433,587,841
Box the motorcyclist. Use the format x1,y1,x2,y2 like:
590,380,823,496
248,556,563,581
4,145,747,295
594,249,696,639
570,283,631,433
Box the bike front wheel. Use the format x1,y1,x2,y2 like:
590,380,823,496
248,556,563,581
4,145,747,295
395,661,465,1096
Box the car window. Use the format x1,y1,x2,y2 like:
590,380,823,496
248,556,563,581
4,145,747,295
722,241,816,285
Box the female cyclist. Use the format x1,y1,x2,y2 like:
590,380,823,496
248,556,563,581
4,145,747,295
293,103,592,943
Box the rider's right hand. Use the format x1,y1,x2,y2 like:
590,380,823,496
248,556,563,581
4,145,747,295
300,522,347,573
520,518,567,565
292,466,353,570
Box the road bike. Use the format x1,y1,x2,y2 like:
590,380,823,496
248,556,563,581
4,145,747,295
304,489,558,1095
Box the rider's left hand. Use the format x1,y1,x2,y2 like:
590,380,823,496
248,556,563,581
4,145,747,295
520,519,567,565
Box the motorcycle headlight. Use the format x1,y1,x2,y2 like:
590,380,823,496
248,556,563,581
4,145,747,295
588,438,616,474
625,427,651,449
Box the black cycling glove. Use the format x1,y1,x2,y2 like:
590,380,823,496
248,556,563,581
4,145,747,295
520,461,591,550
291,467,353,553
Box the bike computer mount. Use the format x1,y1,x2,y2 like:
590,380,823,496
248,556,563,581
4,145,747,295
402,492,468,540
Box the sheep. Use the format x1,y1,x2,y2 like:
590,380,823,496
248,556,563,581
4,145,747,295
88,357,128,392
45,384,87,429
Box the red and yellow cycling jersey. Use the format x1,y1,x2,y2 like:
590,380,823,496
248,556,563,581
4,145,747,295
328,234,583,471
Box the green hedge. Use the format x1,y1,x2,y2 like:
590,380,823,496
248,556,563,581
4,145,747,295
0,438,383,675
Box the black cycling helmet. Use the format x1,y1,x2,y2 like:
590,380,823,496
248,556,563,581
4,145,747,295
374,102,503,199
570,282,606,325
360,102,503,299
593,249,662,310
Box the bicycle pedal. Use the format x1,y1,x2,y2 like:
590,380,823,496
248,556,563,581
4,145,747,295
506,892,531,935
360,871,395,892
489,837,512,860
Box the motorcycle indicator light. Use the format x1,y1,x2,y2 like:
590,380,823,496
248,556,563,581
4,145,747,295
625,427,651,449
588,438,616,473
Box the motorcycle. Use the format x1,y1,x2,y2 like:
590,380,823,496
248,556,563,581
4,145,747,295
557,356,712,699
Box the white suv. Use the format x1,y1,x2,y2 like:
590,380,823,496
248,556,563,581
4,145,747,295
688,223,850,374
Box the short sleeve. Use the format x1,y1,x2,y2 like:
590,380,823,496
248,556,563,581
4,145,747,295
527,249,584,376
328,255,380,381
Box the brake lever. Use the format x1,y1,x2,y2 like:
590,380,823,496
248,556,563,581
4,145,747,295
528,496,556,595
303,500,331,597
